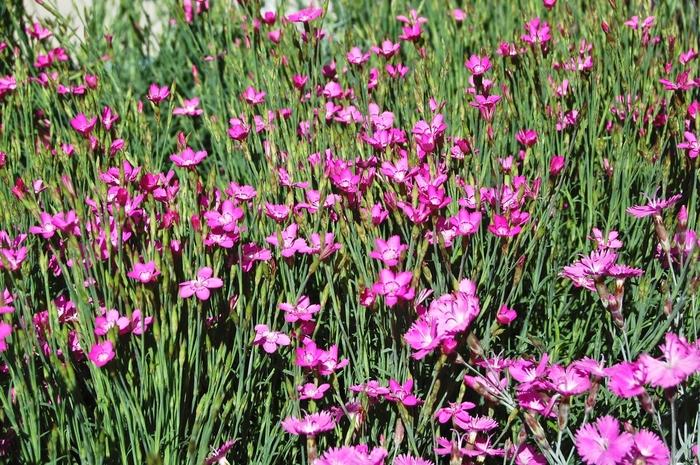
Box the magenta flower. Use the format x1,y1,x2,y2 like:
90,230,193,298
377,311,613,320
450,209,482,236
372,269,414,307
281,411,335,436
516,128,538,147
94,309,131,336
464,54,491,75
470,94,501,121
297,382,330,400
241,86,266,105
147,83,170,103
265,223,308,258
286,7,323,23
316,445,387,465
29,212,58,239
228,117,250,141
253,324,290,354
70,113,97,136
576,416,635,465
605,361,648,398
371,39,401,58
386,378,421,406
179,267,224,301
347,47,370,65
677,132,699,159
394,454,434,465
369,235,408,267
629,430,669,465
279,295,320,323
172,97,203,116
203,200,244,233
204,439,236,465
127,261,160,283
496,304,517,325
170,147,207,168
317,344,349,376
638,332,700,388
627,192,682,218
0,288,14,314
521,17,551,47
514,445,547,465
0,322,12,352
548,365,591,396
488,214,521,237
88,340,115,367
240,242,272,272
404,317,440,359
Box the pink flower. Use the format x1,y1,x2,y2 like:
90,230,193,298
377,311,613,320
0,288,14,314
286,7,323,23
240,242,272,272
279,295,320,323
253,324,290,353
521,17,551,47
347,47,370,65
488,214,522,237
496,305,517,325
316,445,387,465
516,128,538,147
127,261,160,283
464,54,491,75
70,113,97,136
265,223,308,258
372,269,414,307
147,83,170,103
393,454,434,465
638,332,700,388
628,430,669,465
228,117,250,141
386,378,421,406
575,416,634,465
627,192,682,218
241,86,266,105
549,155,566,175
281,411,335,436
170,147,207,168
548,365,591,396
88,340,115,367
369,235,407,266
94,309,131,336
0,322,12,352
450,209,482,236
204,439,236,465
297,382,330,400
605,361,648,398
172,97,203,116
514,444,547,465
372,40,401,58
178,267,224,301
203,200,244,232
677,132,699,159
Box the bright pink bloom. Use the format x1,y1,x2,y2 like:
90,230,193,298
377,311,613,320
88,340,115,367
265,223,308,258
496,305,517,325
386,378,421,406
371,40,401,58
521,18,551,47
147,83,170,103
279,295,320,323
464,54,491,75
170,147,207,168
514,444,547,465
627,193,682,218
677,132,699,159
629,430,669,465
204,440,236,465
127,261,160,283
281,411,335,436
548,155,565,175
516,129,538,147
369,235,407,266
605,361,648,398
286,7,323,23
241,86,265,105
94,309,131,336
0,322,12,352
203,200,244,233
575,416,634,465
297,382,330,400
70,113,97,136
450,209,482,236
179,267,224,301
372,269,414,307
253,324,290,353
316,445,387,465
172,97,203,116
394,454,433,465
638,332,700,388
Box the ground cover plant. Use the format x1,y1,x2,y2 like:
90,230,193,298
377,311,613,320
0,0,699,463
